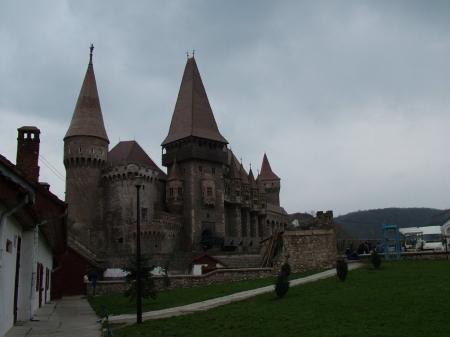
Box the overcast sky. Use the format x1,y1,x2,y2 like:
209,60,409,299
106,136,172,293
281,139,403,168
1,0,450,217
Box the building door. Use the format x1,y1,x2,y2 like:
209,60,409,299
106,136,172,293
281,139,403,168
13,236,22,324
38,264,44,308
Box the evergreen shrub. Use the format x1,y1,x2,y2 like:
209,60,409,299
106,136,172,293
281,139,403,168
336,258,348,282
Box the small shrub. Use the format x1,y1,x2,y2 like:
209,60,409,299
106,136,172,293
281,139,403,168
274,271,290,299
336,258,348,282
371,251,382,269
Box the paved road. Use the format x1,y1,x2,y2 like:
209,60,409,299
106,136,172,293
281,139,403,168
4,296,101,337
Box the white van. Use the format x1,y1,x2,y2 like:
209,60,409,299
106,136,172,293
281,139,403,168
399,226,447,252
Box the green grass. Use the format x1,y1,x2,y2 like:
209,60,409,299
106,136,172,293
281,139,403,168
89,269,320,316
95,260,450,336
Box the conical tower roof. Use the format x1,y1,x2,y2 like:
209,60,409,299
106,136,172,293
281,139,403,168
107,141,166,178
259,153,280,181
228,154,241,180
239,162,249,185
248,168,258,189
64,46,109,143
162,57,228,146
167,158,184,181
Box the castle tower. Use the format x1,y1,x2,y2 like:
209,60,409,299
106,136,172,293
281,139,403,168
258,153,280,206
63,45,109,244
16,126,41,182
161,57,228,252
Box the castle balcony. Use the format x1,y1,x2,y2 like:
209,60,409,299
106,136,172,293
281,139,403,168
162,143,228,166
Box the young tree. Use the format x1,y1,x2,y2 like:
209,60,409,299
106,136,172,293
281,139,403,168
122,254,157,301
274,263,291,299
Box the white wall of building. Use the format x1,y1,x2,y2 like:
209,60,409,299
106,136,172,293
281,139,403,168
0,205,22,337
0,205,55,337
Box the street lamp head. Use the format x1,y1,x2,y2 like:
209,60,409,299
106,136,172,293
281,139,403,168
133,175,144,187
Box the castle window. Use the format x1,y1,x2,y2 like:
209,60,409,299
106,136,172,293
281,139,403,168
142,185,145,190
142,208,148,220
253,200,258,205
177,187,182,197
118,237,124,243
169,188,174,197
78,147,82,153
261,204,265,209
90,148,95,154
68,148,71,154
212,167,215,174
207,187,212,197
199,166,203,172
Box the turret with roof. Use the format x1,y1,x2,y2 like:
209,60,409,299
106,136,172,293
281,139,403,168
257,153,280,206
161,56,228,167
161,56,229,252
63,45,110,242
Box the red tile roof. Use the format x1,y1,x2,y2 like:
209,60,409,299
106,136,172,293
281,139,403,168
162,58,228,146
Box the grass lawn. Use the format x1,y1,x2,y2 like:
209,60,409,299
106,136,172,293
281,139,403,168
89,269,320,316
94,260,450,336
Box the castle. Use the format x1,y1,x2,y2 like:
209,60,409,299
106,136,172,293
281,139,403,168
64,48,289,268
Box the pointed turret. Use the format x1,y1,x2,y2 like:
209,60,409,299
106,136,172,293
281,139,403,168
64,45,109,143
258,153,280,206
259,153,280,181
166,158,184,214
63,45,110,245
162,57,227,146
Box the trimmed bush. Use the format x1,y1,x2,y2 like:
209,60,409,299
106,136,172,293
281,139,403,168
371,251,382,269
336,258,348,282
274,271,290,299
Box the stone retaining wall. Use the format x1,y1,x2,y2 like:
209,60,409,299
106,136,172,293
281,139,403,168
270,229,338,273
87,267,276,296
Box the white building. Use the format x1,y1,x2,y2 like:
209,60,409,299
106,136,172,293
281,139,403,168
0,127,67,337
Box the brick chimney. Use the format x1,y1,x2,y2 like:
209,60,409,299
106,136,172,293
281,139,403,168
16,126,40,181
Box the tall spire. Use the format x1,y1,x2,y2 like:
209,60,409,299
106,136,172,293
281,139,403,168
162,57,227,146
64,45,109,143
259,153,280,181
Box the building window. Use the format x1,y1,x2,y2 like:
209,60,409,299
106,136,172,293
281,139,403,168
68,148,71,155
169,188,174,197
90,148,95,154
207,187,213,197
261,204,265,209
6,240,12,253
142,185,145,190
177,187,182,197
118,237,124,243
199,166,203,172
142,208,148,220
78,147,82,153
212,167,215,174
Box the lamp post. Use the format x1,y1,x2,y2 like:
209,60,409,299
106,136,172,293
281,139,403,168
134,176,144,324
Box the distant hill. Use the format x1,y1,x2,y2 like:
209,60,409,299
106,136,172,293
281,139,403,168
334,207,444,239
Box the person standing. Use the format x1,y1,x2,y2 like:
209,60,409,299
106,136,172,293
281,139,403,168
83,272,89,296
89,270,98,296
